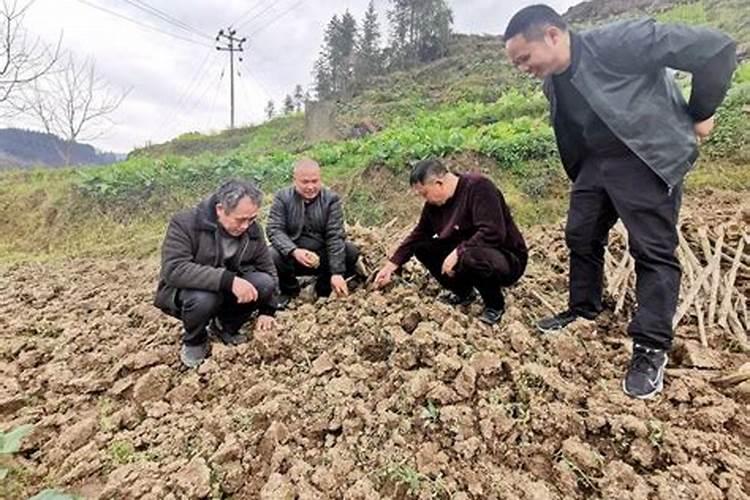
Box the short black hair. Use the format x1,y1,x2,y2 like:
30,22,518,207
504,4,567,41
409,158,448,186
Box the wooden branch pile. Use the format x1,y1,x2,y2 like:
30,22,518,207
605,220,749,351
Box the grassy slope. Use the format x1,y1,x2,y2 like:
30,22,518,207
0,0,748,264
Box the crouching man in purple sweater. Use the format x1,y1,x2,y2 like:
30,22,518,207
374,158,528,325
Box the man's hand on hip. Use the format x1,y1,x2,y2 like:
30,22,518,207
694,116,715,142
232,277,258,303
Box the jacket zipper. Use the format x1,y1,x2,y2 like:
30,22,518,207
564,75,675,195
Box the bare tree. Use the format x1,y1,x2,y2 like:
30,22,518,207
24,54,129,164
1,0,60,109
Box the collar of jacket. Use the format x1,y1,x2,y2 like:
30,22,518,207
292,188,323,205
196,196,219,232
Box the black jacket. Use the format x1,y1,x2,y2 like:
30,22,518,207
266,186,348,274
154,196,277,316
544,19,737,189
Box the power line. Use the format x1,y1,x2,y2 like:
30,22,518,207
206,65,228,130
230,0,273,29
235,0,287,32
246,0,307,36
241,59,273,100
74,0,210,48
176,60,226,134
117,0,214,41
236,68,254,126
156,48,216,134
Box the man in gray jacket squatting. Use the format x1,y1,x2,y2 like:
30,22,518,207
267,158,362,308
504,5,736,398
154,180,277,368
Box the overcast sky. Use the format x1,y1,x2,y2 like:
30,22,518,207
7,0,579,152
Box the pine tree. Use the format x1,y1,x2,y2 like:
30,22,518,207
264,99,275,119
313,56,333,100
330,10,357,96
387,0,453,69
355,0,383,86
293,84,305,112
313,11,358,99
313,15,340,100
283,94,295,114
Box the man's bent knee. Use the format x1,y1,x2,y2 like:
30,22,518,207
246,272,275,303
180,289,222,318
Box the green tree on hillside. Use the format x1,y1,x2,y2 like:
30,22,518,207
354,1,384,87
293,84,305,112
313,11,358,99
387,0,453,69
283,94,295,114
264,99,275,119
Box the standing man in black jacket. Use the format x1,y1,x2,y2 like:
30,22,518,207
504,5,736,398
154,180,277,368
267,158,361,307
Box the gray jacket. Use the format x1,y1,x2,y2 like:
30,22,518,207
544,19,737,189
267,186,347,274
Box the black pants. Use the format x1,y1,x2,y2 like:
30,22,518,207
566,153,682,350
175,272,275,346
414,240,526,310
270,241,360,297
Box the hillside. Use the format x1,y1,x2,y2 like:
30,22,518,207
0,128,122,169
0,0,749,498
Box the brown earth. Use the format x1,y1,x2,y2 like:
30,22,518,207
1,196,748,499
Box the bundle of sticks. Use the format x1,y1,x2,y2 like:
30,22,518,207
605,217,749,351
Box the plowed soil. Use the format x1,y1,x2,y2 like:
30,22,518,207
1,197,748,499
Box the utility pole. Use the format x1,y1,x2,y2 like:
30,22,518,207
216,28,246,129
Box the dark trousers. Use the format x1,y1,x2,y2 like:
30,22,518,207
175,272,275,346
566,153,682,350
414,240,525,310
270,241,360,297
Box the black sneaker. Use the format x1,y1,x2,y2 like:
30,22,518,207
180,341,209,368
479,307,504,325
622,344,668,399
208,319,247,346
275,294,292,310
439,289,477,307
536,309,596,333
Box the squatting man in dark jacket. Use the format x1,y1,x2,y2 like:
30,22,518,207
267,157,362,308
154,180,277,368
504,5,736,398
374,158,528,326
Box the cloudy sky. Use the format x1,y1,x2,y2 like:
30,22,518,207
8,0,579,152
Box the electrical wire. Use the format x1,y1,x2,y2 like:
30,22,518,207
235,0,288,32
206,64,227,130
116,0,214,41
155,47,216,134
74,0,210,47
229,0,274,29
245,0,307,36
